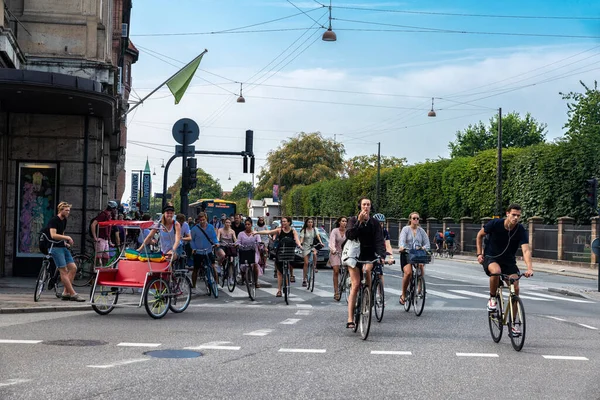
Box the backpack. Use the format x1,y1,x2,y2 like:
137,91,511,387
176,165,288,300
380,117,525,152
38,228,51,255
341,238,360,268
437,232,443,240
449,231,456,238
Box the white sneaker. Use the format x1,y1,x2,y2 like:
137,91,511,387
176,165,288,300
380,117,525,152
487,297,497,311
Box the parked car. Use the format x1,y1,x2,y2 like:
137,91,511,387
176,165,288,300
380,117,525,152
268,221,330,267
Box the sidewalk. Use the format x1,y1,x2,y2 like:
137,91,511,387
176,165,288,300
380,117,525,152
1,256,599,313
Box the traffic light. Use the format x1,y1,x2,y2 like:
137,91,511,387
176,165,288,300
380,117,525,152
585,178,598,209
186,157,198,190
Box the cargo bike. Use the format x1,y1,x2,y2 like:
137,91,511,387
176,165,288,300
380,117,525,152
89,220,192,319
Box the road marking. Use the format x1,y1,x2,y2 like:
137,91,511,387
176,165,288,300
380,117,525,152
450,290,492,299
296,304,313,308
117,342,161,348
515,294,551,302
0,339,42,344
0,379,31,388
185,341,241,351
545,316,566,321
527,292,593,303
222,287,249,298
296,310,312,315
384,287,403,296
278,348,326,353
280,318,301,325
542,355,588,361
426,289,468,299
429,275,447,280
370,350,412,355
244,329,273,336
290,297,306,302
259,288,300,299
304,287,333,297
87,358,149,368
577,323,598,330
456,353,499,358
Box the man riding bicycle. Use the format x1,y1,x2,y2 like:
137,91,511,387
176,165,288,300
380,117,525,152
444,227,455,252
476,203,533,334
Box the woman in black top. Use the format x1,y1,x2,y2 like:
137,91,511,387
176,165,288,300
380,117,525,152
254,216,301,297
345,197,386,329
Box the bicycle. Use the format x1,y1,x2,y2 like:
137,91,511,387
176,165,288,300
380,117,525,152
219,243,238,292
336,264,349,303
194,248,219,299
305,243,323,293
238,244,259,301
488,273,527,351
372,258,394,323
443,241,458,258
277,240,296,305
168,254,193,313
350,257,384,340
401,249,431,317
34,235,65,302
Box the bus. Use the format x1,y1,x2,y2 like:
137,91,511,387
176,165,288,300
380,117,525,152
189,199,237,221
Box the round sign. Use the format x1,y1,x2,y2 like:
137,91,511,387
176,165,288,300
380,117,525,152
592,238,600,257
172,118,199,145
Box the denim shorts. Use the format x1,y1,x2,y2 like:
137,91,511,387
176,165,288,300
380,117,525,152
50,247,74,268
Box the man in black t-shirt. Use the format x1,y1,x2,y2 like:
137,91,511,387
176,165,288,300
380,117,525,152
47,201,85,302
231,213,245,237
476,204,533,315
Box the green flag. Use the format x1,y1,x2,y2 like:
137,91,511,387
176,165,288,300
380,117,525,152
166,53,204,104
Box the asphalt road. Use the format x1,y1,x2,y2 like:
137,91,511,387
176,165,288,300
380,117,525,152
1,258,600,399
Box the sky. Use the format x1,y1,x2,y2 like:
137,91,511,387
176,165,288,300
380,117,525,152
124,0,600,203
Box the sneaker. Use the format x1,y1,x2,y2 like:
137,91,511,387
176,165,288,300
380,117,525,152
487,297,497,311
511,325,521,336
69,293,86,302
302,280,307,287
61,293,70,301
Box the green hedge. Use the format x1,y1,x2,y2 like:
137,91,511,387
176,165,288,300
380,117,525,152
282,141,598,224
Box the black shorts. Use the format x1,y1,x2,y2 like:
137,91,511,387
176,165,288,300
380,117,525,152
193,253,215,270
482,257,520,277
400,252,408,268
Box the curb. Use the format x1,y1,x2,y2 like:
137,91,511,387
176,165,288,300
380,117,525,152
547,287,589,299
0,305,91,314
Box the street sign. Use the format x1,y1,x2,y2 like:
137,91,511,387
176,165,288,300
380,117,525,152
172,118,199,145
175,145,195,157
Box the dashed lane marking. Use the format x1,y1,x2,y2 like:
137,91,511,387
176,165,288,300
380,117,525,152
87,358,150,369
425,289,468,299
280,318,301,325
296,304,313,308
545,316,567,321
244,329,274,336
370,351,412,355
450,290,493,299
296,310,312,315
0,379,31,388
185,341,241,351
542,355,588,361
117,342,161,348
0,339,42,344
278,348,326,353
577,323,598,330
526,292,594,303
456,353,499,358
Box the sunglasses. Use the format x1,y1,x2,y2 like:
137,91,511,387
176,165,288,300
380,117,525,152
412,217,420,220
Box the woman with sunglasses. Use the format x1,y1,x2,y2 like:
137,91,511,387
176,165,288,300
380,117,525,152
398,211,430,305
138,203,182,260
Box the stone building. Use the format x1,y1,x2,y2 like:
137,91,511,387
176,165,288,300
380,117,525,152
0,0,138,277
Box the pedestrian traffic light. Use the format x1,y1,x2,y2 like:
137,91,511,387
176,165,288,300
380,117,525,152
187,157,198,190
585,178,598,209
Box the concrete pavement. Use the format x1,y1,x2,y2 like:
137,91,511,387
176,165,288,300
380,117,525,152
1,255,599,313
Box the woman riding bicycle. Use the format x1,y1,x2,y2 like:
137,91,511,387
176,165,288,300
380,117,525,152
398,211,430,305
299,217,323,288
237,218,263,289
255,216,269,272
329,216,347,300
217,218,237,265
138,203,181,260
254,216,301,297
345,197,386,329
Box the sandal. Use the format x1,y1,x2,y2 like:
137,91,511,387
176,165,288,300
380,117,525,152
334,293,340,301
276,291,282,297
255,283,261,289
399,296,406,305
290,275,296,283
346,322,355,329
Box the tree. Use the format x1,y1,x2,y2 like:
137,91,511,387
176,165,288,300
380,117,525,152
344,154,406,176
168,168,222,212
448,111,547,158
228,181,253,200
256,131,345,194
560,80,600,143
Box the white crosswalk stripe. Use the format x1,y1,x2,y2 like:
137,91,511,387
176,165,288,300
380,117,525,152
526,291,593,303
449,290,492,299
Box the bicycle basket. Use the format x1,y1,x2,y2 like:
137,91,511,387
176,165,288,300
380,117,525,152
408,249,430,264
277,239,296,262
238,246,255,265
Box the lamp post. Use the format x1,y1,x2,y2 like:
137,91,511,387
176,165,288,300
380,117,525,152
376,142,381,212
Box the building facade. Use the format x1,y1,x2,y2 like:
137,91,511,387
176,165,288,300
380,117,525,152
0,0,137,277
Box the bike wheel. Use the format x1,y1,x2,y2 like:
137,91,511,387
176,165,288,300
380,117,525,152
308,262,315,292
169,274,192,313
34,261,48,302
283,267,290,305
508,296,526,351
226,261,236,292
336,268,345,302
414,273,426,317
207,267,219,299
72,253,94,287
91,285,119,315
403,283,412,312
353,290,360,333
374,279,385,322
488,294,503,343
359,286,372,340
144,277,171,319
245,266,255,301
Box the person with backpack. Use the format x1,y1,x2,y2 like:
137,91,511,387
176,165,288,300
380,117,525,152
189,212,220,289
90,201,118,265
434,230,444,256
444,227,455,251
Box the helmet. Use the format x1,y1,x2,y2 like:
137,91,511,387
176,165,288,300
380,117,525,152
107,200,118,210
373,213,386,222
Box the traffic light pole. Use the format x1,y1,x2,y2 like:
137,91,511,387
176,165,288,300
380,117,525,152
180,125,189,216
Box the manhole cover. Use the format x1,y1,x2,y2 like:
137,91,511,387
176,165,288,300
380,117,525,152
144,350,202,359
43,339,108,347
